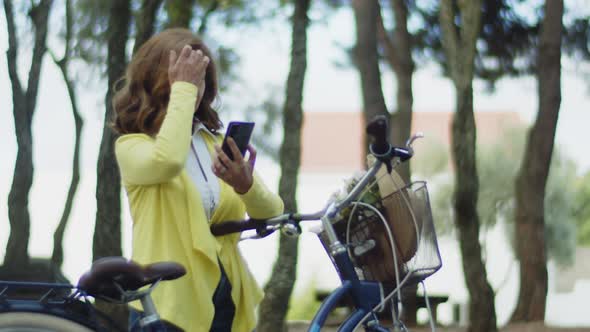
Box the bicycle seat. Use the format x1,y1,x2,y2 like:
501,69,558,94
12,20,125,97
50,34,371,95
77,257,186,300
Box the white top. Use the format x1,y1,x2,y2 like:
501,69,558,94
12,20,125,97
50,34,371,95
185,122,220,221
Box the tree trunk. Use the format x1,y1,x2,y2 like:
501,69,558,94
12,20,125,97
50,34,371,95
133,0,164,54
93,0,131,262
197,1,220,35
50,0,83,268
376,0,416,320
510,0,563,322
440,1,497,331
453,86,497,332
390,68,413,181
377,0,414,182
164,0,195,28
352,0,389,158
257,1,310,331
3,0,53,270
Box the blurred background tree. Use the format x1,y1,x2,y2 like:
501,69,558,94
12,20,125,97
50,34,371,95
257,1,310,331
511,0,563,321
1,0,54,279
574,171,590,246
439,1,497,331
48,0,84,270
93,0,130,264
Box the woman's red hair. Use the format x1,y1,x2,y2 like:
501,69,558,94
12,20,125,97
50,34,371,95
112,28,221,136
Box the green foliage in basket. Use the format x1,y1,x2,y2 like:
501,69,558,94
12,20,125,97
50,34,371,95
331,171,382,221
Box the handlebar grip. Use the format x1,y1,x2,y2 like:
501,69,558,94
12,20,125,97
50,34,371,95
210,219,260,236
366,115,389,155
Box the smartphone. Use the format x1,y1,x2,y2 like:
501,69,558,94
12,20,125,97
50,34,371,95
221,121,255,160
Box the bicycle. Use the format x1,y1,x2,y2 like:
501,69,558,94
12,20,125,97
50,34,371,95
0,115,442,331
0,259,187,331
210,115,442,331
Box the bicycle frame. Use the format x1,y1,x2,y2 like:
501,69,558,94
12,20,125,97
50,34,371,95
308,158,394,331
309,265,389,332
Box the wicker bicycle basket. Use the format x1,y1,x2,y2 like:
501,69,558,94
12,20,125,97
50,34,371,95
318,178,442,287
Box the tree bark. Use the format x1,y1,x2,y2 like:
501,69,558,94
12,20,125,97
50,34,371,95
50,0,83,268
197,0,220,35
164,0,195,28
257,1,310,331
93,0,131,262
377,0,414,182
3,0,53,269
352,0,389,158
510,0,563,322
440,1,498,331
376,0,416,320
453,86,497,332
133,0,164,54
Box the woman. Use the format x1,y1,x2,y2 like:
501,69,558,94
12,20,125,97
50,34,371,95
112,28,284,332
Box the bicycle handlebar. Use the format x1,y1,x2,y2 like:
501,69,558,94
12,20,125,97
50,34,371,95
210,219,267,236
366,115,389,156
366,115,414,162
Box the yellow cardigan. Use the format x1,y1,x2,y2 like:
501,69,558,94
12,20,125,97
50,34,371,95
115,82,284,332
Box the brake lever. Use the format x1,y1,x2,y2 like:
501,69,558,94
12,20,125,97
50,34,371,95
281,220,302,237
405,132,424,153
255,224,276,238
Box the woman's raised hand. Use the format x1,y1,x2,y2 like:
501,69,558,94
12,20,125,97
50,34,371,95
168,45,209,87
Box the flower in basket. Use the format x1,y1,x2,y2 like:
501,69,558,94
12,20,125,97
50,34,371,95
328,170,382,223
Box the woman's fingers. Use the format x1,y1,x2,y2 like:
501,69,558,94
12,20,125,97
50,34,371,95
226,138,244,163
180,44,191,61
196,52,209,72
168,45,209,86
212,159,226,175
212,142,255,194
188,49,199,65
169,50,177,68
214,145,233,168
246,144,257,169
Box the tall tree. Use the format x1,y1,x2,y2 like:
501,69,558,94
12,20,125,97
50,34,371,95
257,0,310,331
352,0,389,159
165,0,195,28
3,0,53,270
376,0,414,182
510,0,564,322
195,0,220,35
49,0,83,268
93,0,132,261
375,0,418,323
133,0,165,54
439,1,497,331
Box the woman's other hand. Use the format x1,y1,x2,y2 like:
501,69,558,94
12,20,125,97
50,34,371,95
212,138,256,194
168,44,209,87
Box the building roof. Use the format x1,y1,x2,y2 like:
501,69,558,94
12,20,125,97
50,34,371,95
300,111,523,172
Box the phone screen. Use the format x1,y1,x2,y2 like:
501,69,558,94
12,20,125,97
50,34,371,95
221,121,255,160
